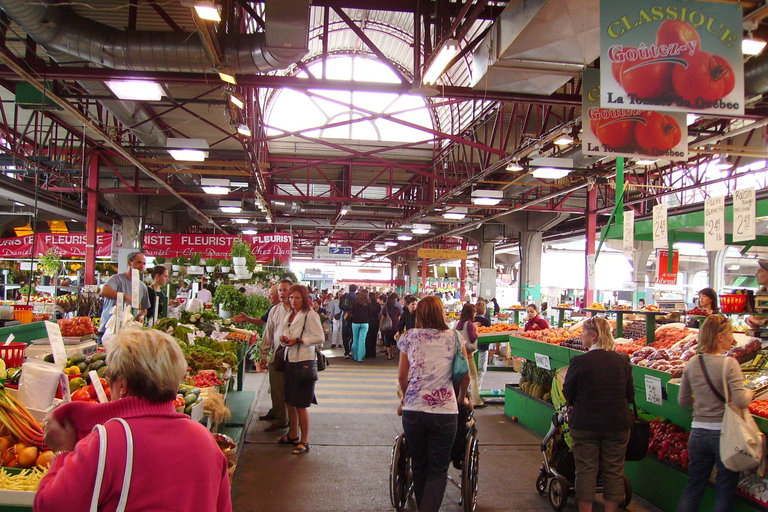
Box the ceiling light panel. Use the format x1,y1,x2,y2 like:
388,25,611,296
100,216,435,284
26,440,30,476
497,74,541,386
106,80,164,101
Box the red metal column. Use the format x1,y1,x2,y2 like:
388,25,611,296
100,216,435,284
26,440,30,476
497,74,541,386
84,152,99,285
460,238,467,301
422,258,428,297
584,185,597,306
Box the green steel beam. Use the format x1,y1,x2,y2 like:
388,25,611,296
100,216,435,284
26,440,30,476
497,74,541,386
596,157,624,260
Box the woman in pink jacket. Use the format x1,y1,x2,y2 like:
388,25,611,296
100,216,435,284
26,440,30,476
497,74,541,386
35,328,232,512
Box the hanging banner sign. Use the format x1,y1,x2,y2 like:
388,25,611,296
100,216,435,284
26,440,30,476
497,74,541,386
0,233,113,258
704,195,725,251
623,210,635,257
656,250,679,285
143,233,292,264
600,0,744,116
653,203,668,249
733,187,756,243
582,68,687,160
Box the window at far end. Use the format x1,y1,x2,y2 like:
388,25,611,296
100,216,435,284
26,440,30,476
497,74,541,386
265,56,433,143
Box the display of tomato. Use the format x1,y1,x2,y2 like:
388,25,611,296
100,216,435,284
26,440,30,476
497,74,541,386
86,378,110,401
672,51,735,104
71,388,92,401
58,316,95,337
634,111,682,153
656,20,701,50
620,56,673,99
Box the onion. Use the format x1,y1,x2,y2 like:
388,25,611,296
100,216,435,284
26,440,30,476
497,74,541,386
36,450,54,470
17,446,37,468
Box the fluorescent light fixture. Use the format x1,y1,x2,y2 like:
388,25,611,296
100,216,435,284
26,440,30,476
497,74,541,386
743,36,767,56
375,244,387,252
385,241,398,246
230,181,248,188
532,167,570,180
397,234,413,241
201,178,229,187
339,206,349,216
506,160,524,172
242,229,258,235
106,80,164,101
13,202,24,206
167,138,209,162
232,218,249,224
229,93,244,109
322,237,329,243
687,114,699,126
471,189,503,206
443,207,467,220
202,186,229,195
194,1,221,22
553,134,574,146
412,223,431,234
423,39,459,85
728,264,741,270
219,200,242,214
218,67,236,85
636,159,658,165
236,124,251,137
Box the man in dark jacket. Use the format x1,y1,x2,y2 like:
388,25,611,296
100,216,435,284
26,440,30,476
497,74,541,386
339,284,357,358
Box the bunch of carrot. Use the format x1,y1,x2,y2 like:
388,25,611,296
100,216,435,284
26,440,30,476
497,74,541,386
0,390,47,451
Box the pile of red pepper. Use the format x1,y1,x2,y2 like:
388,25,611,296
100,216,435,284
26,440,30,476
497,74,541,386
648,419,689,470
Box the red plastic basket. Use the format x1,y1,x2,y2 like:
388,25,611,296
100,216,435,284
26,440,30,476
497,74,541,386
0,342,26,368
719,294,747,313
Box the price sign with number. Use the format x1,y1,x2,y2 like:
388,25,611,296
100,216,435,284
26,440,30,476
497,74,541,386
733,187,756,243
644,374,663,405
623,210,634,257
534,353,551,370
705,196,725,251
44,321,68,367
653,203,668,249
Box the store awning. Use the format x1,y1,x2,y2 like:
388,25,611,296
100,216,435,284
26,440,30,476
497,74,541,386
732,276,758,288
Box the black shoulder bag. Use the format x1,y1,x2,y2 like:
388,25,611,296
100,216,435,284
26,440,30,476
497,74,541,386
625,399,651,461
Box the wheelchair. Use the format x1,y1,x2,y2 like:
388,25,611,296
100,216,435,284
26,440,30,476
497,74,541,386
389,407,479,512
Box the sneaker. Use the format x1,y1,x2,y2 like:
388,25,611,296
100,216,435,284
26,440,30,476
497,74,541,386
330,344,336,348
344,355,350,359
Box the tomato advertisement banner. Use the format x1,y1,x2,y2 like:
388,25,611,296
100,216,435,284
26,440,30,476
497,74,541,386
142,233,292,264
582,68,687,159
600,0,744,116
656,249,679,285
0,233,112,258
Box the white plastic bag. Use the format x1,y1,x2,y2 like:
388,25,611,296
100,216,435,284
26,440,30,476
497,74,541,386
18,359,62,410
721,365,765,472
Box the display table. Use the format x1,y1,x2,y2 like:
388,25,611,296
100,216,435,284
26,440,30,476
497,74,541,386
476,333,514,399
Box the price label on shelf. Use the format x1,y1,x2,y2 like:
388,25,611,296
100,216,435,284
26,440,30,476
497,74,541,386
623,210,634,257
534,353,551,371
644,374,663,405
88,370,108,403
44,321,68,367
705,195,725,251
131,269,140,309
653,203,668,249
733,187,755,243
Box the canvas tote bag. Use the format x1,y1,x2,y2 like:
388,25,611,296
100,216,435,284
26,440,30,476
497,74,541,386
719,361,765,472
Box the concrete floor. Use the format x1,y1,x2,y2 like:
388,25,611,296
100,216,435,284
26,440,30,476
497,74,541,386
231,348,663,512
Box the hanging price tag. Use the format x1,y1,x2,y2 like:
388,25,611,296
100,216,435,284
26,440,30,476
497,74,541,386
4,334,14,346
705,196,725,251
644,374,663,405
587,254,596,290
44,321,68,367
733,187,755,243
534,353,551,371
59,373,71,402
623,210,634,257
115,293,124,334
88,370,108,403
653,203,668,249
131,269,140,309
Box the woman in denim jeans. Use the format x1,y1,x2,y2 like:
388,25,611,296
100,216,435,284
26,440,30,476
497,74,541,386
677,315,753,512
397,296,470,512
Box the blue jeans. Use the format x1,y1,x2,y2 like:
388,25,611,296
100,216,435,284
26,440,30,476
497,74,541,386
402,410,458,512
351,323,368,362
677,428,740,512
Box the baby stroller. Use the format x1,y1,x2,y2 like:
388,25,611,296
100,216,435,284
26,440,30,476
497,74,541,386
390,405,479,512
536,368,632,511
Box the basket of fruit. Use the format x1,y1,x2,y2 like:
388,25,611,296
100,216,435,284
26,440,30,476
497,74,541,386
720,294,747,313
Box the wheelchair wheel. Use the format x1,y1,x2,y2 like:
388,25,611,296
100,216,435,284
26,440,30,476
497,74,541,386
389,434,413,511
535,471,548,494
548,476,568,511
461,430,479,512
619,475,632,508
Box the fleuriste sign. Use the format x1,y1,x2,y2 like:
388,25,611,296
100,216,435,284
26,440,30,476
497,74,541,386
143,233,292,263
0,233,112,258
600,0,744,115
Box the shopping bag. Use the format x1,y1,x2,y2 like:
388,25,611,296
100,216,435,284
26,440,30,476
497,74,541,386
451,330,469,385
625,401,650,462
721,364,764,472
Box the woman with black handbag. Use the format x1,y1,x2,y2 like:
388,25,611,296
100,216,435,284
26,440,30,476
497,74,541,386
278,284,324,455
382,294,401,360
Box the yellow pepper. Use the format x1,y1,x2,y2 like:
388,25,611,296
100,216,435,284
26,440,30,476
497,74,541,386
63,366,81,376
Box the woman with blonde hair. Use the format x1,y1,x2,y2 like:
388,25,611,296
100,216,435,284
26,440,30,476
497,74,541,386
677,315,752,512
398,296,470,512
36,328,231,512
563,316,633,512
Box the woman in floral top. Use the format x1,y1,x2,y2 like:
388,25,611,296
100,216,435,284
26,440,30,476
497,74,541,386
397,296,470,512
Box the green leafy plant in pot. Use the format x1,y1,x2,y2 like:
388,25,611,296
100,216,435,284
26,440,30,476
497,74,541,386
231,238,251,267
213,284,246,318
220,257,232,273
153,256,167,265
205,257,221,273
38,248,62,277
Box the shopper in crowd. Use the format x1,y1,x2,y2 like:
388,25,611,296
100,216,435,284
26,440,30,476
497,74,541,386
326,291,342,348
457,303,484,407
382,294,401,360
36,328,231,512
563,316,634,512
196,281,212,304
491,297,501,316
474,300,491,391
524,304,550,332
638,298,646,309
365,292,381,358
99,252,151,338
339,285,357,358
350,289,370,362
146,265,168,325
398,295,470,512
677,315,752,512
697,287,719,314
397,294,418,340
279,284,324,455
748,260,768,328
393,292,403,313
234,285,279,328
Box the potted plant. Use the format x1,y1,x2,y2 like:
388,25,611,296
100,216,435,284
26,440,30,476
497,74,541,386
205,257,220,273
154,256,167,265
171,256,182,272
231,238,251,267
38,249,62,282
213,284,246,319
188,252,203,273
220,257,232,273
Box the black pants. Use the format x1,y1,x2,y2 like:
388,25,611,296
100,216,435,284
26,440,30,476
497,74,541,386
365,321,379,358
342,318,353,355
